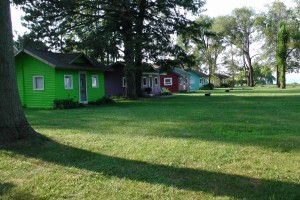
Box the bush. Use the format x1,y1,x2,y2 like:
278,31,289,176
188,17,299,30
89,96,115,105
200,83,214,90
53,98,82,109
220,83,230,88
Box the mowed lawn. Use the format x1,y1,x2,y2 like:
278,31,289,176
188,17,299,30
1,86,300,199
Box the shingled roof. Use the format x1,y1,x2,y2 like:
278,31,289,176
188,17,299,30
213,73,230,79
172,68,191,77
189,70,209,78
16,48,112,71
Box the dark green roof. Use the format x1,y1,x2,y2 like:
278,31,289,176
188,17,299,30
16,48,112,71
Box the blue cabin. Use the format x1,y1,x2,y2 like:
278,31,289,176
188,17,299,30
187,70,209,90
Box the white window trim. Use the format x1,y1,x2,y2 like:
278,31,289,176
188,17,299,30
122,77,126,87
33,76,44,91
64,75,73,90
142,77,147,87
92,75,99,88
164,78,172,86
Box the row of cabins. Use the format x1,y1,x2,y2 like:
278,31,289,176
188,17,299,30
14,49,229,108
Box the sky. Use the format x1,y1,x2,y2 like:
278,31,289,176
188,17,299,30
10,0,300,83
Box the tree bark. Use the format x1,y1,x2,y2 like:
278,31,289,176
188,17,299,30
0,0,37,144
276,66,281,88
135,0,147,97
122,0,137,99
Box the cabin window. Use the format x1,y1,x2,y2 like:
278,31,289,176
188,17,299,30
143,77,147,86
199,79,202,84
164,78,172,86
92,75,99,88
122,77,126,87
64,75,73,89
154,77,158,86
33,76,44,90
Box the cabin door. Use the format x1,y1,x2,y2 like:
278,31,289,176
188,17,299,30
79,72,88,104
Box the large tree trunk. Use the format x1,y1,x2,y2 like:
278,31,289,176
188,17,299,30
0,0,37,144
122,0,137,99
135,0,147,97
276,66,281,88
280,64,286,89
245,53,254,87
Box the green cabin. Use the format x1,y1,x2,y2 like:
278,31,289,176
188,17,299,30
15,48,111,108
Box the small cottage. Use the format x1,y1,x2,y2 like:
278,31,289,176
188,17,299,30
105,63,161,96
15,48,111,108
211,73,230,87
160,68,191,92
141,64,161,95
187,70,209,90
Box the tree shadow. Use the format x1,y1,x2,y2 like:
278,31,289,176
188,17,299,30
0,182,39,199
3,137,300,200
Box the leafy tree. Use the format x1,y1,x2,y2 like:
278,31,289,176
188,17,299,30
256,1,300,88
276,23,289,89
0,0,37,144
229,7,257,87
14,32,49,51
18,0,205,99
182,16,226,83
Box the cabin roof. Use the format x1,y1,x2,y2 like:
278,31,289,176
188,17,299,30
15,48,112,71
189,70,209,78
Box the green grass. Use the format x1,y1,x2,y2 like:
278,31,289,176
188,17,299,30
1,86,300,199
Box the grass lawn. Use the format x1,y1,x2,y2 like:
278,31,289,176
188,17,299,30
1,86,300,199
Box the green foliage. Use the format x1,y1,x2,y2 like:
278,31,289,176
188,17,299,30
200,83,214,90
89,96,115,105
53,99,82,109
276,23,289,88
220,83,230,88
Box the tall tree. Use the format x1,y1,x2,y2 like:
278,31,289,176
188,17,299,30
183,16,226,83
276,23,289,89
0,0,37,144
230,7,257,87
19,0,204,99
256,1,290,87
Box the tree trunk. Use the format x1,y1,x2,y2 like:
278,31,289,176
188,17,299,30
0,0,37,144
276,66,281,88
122,0,137,99
280,64,286,89
135,0,147,97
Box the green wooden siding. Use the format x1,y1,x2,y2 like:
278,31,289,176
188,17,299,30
15,53,106,108
87,72,105,102
15,53,55,108
55,70,79,101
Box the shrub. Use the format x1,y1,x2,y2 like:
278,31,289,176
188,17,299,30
89,96,115,105
200,83,214,90
53,98,82,109
220,83,230,88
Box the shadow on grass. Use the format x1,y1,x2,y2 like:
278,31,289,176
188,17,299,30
0,182,39,199
3,137,300,200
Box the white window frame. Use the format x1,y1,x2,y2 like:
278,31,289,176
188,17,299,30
33,76,44,91
91,75,99,88
154,77,158,86
164,78,173,86
142,77,147,87
64,75,73,90
122,77,126,87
